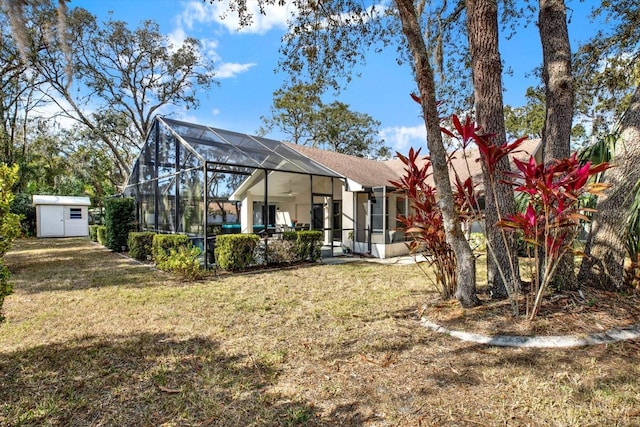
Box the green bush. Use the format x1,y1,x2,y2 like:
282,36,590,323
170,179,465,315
104,197,136,252
468,232,486,252
152,234,192,263
0,164,21,258
0,164,20,323
97,226,107,245
128,231,156,261
282,231,298,241
89,225,100,242
295,230,323,262
215,234,259,271
156,245,202,281
11,193,36,237
0,260,12,322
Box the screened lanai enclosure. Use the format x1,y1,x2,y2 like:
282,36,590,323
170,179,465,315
123,117,344,267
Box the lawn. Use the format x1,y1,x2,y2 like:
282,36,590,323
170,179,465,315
1,238,639,426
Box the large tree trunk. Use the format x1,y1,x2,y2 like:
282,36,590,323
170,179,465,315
539,0,576,290
466,0,521,300
395,0,479,308
578,86,640,290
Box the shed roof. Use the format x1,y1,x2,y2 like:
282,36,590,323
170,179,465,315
32,195,91,206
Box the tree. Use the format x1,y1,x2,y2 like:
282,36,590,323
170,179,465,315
465,0,521,300
504,87,546,140
538,0,576,290
18,2,216,181
260,82,323,145
0,12,46,167
395,0,479,307
578,86,640,290
571,0,640,290
314,101,390,158
573,0,639,142
262,84,391,159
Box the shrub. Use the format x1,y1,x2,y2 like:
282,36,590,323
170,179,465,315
11,193,36,237
0,260,12,322
152,234,191,263
0,164,20,323
89,225,100,242
104,197,136,252
256,238,298,264
128,231,155,261
0,164,21,258
468,232,486,252
156,245,201,281
294,230,323,262
389,148,466,300
97,226,107,245
282,231,298,241
215,234,259,271
497,153,610,319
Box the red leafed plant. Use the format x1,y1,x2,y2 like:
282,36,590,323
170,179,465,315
395,110,611,318
440,113,611,319
390,148,475,300
498,152,611,319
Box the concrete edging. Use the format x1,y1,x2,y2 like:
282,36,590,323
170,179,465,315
421,318,640,348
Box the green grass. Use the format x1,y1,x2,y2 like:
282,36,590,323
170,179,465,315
1,238,639,426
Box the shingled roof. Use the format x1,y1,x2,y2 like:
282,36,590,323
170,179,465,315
385,138,541,192
286,138,541,191
285,143,400,188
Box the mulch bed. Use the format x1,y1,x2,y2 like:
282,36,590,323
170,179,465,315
423,286,640,337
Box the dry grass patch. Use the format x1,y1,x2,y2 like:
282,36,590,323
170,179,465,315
1,238,640,426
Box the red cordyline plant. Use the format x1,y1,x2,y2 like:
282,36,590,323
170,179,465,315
499,153,610,319
442,114,611,319
390,147,475,300
442,115,526,314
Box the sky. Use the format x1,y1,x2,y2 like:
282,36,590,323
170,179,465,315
70,0,604,155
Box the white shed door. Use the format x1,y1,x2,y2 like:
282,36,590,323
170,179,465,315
41,205,65,237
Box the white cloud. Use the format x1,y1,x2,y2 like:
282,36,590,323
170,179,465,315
169,2,260,79
186,0,293,35
199,39,222,63
380,124,427,154
167,26,188,49
215,62,257,78
175,1,213,30
173,111,202,124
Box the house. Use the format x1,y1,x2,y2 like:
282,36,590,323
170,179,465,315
123,116,540,265
32,195,91,238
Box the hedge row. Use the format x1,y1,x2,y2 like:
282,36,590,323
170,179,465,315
215,234,260,271
94,199,324,274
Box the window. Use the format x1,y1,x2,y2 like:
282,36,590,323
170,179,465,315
396,196,407,228
370,188,388,233
70,208,82,219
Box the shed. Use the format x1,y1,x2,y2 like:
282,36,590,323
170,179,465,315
32,195,92,238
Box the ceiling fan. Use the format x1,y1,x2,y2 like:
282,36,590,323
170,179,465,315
281,180,294,196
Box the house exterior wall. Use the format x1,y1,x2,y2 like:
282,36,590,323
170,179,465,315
341,187,355,249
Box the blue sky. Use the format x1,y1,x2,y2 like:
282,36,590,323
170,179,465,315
70,0,602,155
